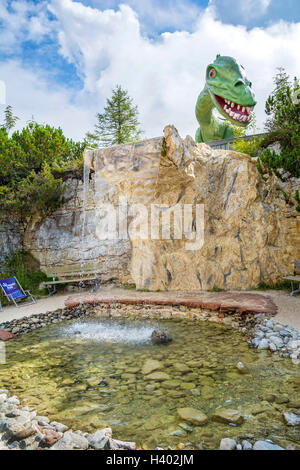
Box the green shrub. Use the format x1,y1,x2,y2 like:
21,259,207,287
256,280,291,290
0,123,87,227
257,69,300,211
0,251,48,306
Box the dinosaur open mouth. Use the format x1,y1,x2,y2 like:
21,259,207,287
214,94,254,123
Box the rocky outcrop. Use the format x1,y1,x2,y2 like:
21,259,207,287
0,218,22,270
131,126,300,290
21,126,299,291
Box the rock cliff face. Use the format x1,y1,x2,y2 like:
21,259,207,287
23,126,300,291
0,219,22,270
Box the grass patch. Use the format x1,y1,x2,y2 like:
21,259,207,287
121,283,137,290
0,251,50,306
255,280,291,290
208,285,226,292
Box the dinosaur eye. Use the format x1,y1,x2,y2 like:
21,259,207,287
209,69,216,79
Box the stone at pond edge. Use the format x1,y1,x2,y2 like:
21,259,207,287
50,431,89,450
253,440,284,451
109,438,136,450
177,408,208,426
219,438,237,450
3,419,37,440
212,409,244,425
85,428,112,450
0,330,16,341
36,425,63,448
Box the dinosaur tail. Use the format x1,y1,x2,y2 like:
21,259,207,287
195,127,203,143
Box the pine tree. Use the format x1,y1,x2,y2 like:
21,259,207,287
1,105,19,132
265,68,299,132
86,85,143,147
257,68,300,211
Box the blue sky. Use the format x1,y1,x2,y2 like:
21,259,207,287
0,0,300,139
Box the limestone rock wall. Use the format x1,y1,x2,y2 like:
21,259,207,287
132,126,300,290
23,126,299,290
0,219,22,271
23,138,163,283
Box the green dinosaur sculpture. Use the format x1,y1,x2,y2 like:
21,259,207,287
195,55,257,143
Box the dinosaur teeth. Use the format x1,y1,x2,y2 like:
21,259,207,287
237,105,240,110
231,102,234,108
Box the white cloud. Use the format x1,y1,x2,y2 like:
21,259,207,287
0,0,54,53
0,60,93,139
1,0,300,142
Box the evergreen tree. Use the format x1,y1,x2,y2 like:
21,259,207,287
86,85,143,147
258,68,300,211
265,68,300,132
1,105,19,133
0,122,86,227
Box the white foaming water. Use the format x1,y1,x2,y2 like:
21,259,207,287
60,321,156,345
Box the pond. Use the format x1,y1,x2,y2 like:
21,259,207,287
0,316,299,450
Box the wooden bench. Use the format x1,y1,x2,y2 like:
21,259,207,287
40,263,103,296
284,261,300,297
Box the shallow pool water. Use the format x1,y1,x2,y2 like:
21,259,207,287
1,316,299,449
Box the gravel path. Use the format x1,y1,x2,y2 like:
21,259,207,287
1,286,299,331
0,294,69,323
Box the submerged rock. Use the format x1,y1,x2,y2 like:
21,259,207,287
212,409,244,425
236,362,249,374
142,359,163,375
151,330,172,345
173,363,192,374
284,412,300,426
144,372,170,382
177,407,208,426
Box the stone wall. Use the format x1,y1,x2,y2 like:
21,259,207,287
23,137,163,283
22,126,300,290
0,218,22,271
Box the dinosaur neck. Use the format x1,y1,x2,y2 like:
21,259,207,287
196,85,227,142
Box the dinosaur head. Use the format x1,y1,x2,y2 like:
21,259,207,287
206,55,257,128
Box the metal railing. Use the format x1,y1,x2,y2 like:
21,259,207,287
206,133,267,150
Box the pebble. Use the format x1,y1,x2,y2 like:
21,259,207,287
249,319,300,360
219,438,236,450
212,408,244,425
242,440,253,450
284,412,300,426
253,440,284,451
